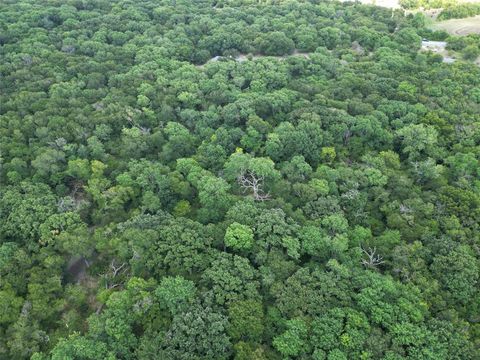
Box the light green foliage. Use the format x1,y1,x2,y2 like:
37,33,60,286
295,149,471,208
86,277,154,359
309,178,330,196
224,152,280,183
48,334,113,360
300,226,330,258
1,0,479,358
173,199,191,217
321,147,336,164
396,124,439,160
116,159,184,212
225,222,254,251
321,214,349,235
66,159,91,181
0,182,57,244
282,236,301,260
39,212,91,255
273,318,309,357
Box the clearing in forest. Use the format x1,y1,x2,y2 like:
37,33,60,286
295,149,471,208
431,15,480,35
339,0,400,9
420,40,457,62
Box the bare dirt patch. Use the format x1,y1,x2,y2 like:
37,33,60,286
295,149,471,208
421,40,457,62
199,50,312,67
339,0,401,9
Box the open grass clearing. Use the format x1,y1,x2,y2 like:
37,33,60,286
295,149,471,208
431,15,480,35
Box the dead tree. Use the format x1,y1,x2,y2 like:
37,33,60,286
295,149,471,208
361,246,384,269
126,108,151,134
237,169,270,201
102,259,128,290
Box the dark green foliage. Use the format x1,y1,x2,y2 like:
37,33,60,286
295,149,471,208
462,45,480,61
257,32,295,56
1,0,480,359
156,302,232,360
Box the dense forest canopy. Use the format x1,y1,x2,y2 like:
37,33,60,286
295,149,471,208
1,0,480,359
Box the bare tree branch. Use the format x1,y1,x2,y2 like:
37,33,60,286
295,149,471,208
237,169,270,201
361,246,384,269
102,260,128,290
126,108,151,134
110,260,127,278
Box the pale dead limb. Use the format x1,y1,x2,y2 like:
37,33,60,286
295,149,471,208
126,108,151,134
102,259,128,289
237,169,270,201
110,260,127,277
361,246,384,268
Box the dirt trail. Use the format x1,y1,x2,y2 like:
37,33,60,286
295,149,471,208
199,41,467,68
339,0,401,9
203,50,312,65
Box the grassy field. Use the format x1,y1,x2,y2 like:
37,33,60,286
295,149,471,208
338,0,480,35
431,15,480,35
340,0,480,9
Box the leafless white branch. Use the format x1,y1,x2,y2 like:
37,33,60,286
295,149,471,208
110,260,127,277
237,169,270,201
361,246,385,268
102,260,128,289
